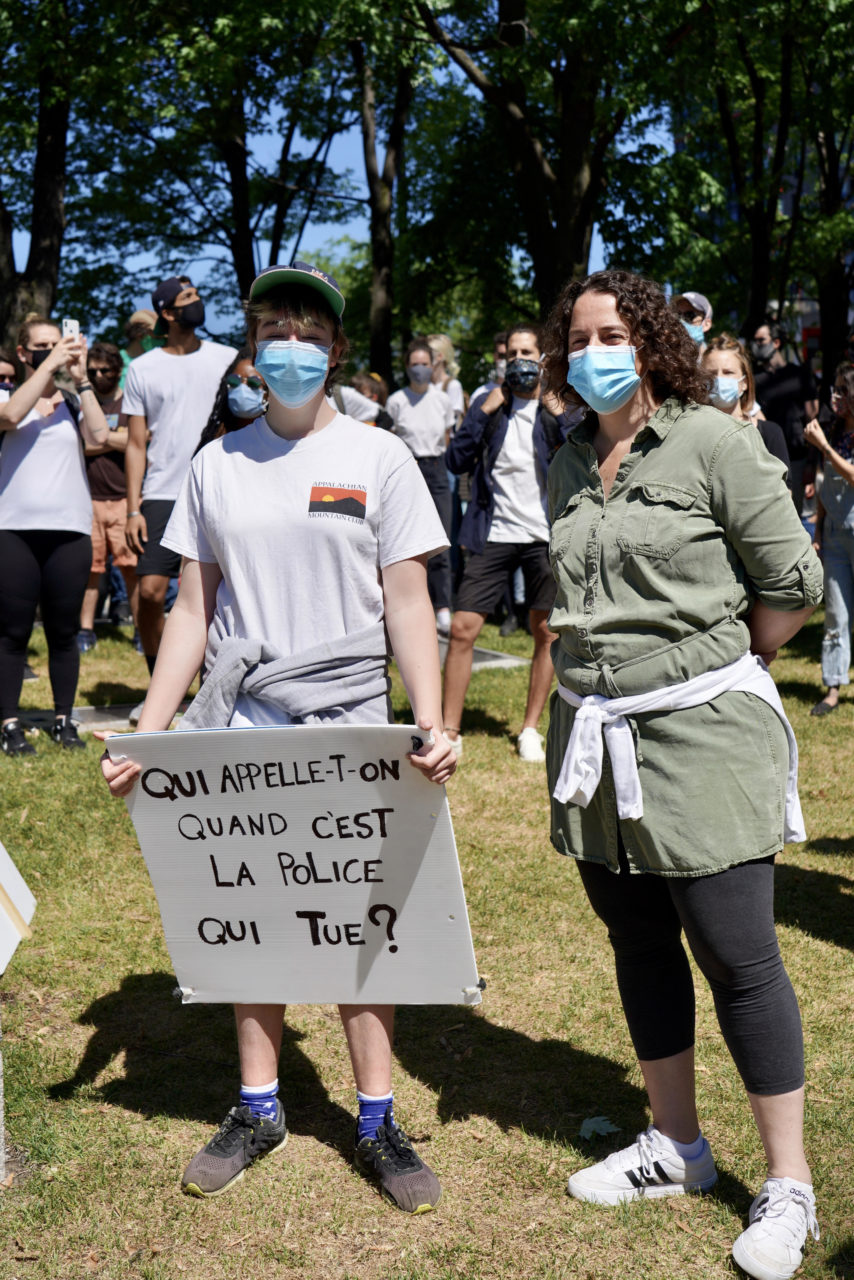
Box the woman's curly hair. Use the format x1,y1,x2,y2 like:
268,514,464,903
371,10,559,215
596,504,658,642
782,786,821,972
542,269,710,409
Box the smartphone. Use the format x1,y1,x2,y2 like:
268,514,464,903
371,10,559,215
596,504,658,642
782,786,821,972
62,318,80,340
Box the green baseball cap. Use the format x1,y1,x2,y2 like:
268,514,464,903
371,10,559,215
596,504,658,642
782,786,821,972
249,261,345,317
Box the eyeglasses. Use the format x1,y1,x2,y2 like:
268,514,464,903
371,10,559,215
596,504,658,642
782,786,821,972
226,374,264,390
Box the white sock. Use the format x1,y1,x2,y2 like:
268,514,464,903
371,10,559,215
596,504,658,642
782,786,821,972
652,1126,706,1159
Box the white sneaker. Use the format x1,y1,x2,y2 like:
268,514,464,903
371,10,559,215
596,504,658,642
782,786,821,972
732,1178,819,1280
517,726,545,762
129,700,146,727
442,731,463,759
436,608,452,638
567,1126,718,1205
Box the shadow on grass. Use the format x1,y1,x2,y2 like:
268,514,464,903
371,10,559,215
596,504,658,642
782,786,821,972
86,680,149,704
459,706,513,739
48,971,355,1153
774,678,825,705
780,623,824,664
826,1237,854,1278
775,862,854,952
395,1006,755,1211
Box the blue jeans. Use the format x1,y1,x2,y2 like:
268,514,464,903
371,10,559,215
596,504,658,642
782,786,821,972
821,522,854,687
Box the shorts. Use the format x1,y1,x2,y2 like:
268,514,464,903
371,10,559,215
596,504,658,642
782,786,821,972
91,498,137,572
136,499,182,578
455,540,555,614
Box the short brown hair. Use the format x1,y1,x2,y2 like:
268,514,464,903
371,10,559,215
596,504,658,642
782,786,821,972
506,322,542,351
702,334,755,414
542,269,709,408
17,313,59,350
246,283,348,393
405,338,432,364
88,341,123,374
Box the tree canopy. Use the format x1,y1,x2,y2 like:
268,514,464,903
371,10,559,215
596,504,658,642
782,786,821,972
1,0,852,380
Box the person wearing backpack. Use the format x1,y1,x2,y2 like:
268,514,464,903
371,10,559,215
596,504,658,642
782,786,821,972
442,323,577,761
0,315,109,754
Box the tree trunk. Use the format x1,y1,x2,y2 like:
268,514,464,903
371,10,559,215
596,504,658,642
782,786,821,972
351,42,413,387
1,55,70,353
413,5,620,316
215,80,257,301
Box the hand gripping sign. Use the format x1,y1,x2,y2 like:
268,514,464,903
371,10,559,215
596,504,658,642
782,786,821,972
109,724,481,1006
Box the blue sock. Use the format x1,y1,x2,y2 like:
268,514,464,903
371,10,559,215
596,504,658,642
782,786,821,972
240,1079,279,1121
357,1090,394,1142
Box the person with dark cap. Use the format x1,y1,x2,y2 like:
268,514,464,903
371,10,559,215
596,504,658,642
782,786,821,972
750,320,820,517
673,291,713,352
122,276,236,682
99,260,454,1214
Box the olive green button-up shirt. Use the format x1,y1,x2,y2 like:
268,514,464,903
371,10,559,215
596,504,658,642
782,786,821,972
545,397,822,877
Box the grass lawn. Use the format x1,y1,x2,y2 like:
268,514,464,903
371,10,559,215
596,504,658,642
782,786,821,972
0,617,851,1279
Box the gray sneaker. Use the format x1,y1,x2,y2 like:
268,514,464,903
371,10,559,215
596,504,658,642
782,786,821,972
354,1107,441,1214
181,1101,287,1198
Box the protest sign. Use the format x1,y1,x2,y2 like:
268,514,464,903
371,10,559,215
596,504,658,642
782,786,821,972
0,838,36,976
109,724,481,1006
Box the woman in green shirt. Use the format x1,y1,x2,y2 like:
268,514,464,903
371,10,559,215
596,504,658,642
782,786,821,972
541,270,822,1280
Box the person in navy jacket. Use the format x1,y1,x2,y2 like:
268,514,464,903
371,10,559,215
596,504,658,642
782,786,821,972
442,323,577,762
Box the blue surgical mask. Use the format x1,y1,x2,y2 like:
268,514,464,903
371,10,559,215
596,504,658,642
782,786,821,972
227,382,266,418
567,345,642,415
254,340,330,408
682,319,705,345
709,376,741,409
408,364,433,386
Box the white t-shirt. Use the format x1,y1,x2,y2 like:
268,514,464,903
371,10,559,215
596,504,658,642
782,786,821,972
325,385,379,422
123,340,237,502
163,413,448,692
0,398,93,534
488,396,549,544
439,377,465,419
386,384,455,458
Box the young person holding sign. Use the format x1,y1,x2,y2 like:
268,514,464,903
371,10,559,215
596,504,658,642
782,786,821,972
99,262,456,1212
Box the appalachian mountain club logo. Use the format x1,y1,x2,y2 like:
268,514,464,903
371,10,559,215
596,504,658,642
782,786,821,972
308,484,367,521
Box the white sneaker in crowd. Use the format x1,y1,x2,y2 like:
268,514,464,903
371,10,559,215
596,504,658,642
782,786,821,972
567,1126,718,1205
436,608,452,637
732,1177,819,1280
517,726,545,762
129,700,146,727
442,731,463,759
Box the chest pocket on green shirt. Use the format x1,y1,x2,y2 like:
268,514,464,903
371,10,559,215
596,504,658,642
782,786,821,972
617,482,697,559
549,492,586,567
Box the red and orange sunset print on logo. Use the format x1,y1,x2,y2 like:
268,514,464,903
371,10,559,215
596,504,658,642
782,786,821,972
308,485,367,519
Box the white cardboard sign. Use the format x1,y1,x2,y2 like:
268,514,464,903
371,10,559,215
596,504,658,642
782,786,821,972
0,838,36,975
110,724,481,1006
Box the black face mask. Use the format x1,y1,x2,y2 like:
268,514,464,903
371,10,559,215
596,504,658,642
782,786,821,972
504,357,541,394
172,300,205,330
0,380,14,393
25,346,53,370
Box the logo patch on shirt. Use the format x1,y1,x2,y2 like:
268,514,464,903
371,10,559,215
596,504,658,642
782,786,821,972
308,485,367,520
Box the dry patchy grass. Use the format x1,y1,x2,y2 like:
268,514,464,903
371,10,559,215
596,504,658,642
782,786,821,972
0,618,851,1279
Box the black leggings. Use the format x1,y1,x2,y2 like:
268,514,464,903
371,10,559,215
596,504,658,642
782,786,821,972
0,529,92,720
576,846,804,1096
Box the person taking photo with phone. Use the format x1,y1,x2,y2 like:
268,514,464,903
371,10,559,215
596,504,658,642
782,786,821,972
0,315,109,754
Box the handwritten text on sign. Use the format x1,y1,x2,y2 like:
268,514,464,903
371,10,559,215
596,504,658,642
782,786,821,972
111,725,480,1006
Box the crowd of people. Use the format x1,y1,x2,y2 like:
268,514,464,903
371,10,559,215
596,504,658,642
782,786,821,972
1,257,849,1280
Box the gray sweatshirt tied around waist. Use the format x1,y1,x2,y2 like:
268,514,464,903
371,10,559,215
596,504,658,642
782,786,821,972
177,622,391,731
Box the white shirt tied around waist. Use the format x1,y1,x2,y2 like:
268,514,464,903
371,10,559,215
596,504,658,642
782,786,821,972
553,653,806,843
